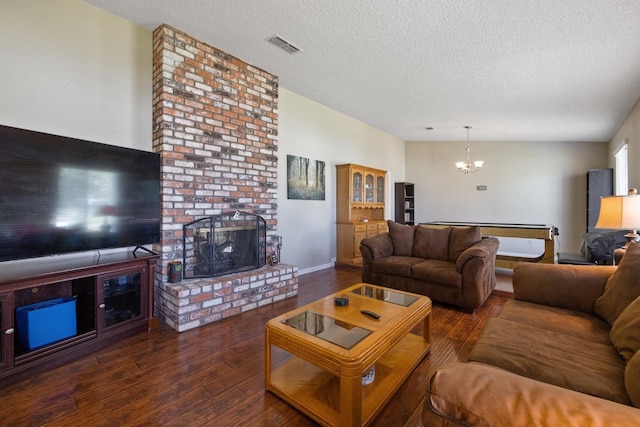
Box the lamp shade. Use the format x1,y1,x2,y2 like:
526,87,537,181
595,195,640,230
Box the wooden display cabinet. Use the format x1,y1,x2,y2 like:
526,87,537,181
0,251,157,385
336,164,387,268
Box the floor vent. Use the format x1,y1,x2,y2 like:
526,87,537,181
267,35,302,54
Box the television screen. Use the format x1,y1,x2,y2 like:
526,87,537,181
0,124,161,262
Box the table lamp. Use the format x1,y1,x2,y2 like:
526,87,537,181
595,195,640,264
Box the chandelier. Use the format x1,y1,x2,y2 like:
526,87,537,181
455,126,484,174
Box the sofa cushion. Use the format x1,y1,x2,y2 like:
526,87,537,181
425,362,640,427
360,232,393,260
626,351,640,408
594,241,640,326
498,299,611,345
371,256,423,277
513,263,614,314
387,220,415,256
469,317,630,405
411,259,462,288
610,296,640,363
413,226,450,261
448,226,482,262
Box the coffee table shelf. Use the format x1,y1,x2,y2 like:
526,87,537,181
265,283,431,427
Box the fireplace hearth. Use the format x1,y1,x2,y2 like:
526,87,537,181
183,212,267,278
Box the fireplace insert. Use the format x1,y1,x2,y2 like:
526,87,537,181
183,212,267,278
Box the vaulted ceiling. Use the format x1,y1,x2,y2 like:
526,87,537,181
86,0,640,142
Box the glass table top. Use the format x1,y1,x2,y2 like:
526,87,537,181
282,311,371,349
350,285,418,307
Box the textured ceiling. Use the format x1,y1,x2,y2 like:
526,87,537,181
86,0,640,142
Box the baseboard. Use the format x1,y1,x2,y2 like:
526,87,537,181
491,289,514,299
298,262,335,276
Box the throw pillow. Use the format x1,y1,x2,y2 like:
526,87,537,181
387,220,415,256
626,350,640,408
610,296,640,363
413,226,451,261
594,241,640,326
448,225,482,262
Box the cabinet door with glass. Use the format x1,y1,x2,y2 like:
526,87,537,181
365,171,375,203
97,268,147,332
375,173,385,205
0,292,13,372
351,168,364,204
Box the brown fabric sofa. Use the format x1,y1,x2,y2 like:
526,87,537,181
423,242,640,426
360,221,499,312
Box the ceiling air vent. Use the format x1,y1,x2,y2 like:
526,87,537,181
267,35,302,54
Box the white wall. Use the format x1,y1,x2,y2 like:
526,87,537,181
278,89,405,272
0,0,151,151
405,140,609,255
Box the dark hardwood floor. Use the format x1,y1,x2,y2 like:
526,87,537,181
2,268,512,426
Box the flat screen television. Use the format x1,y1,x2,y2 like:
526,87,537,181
0,124,161,262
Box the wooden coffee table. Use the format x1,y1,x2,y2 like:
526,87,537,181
265,283,432,427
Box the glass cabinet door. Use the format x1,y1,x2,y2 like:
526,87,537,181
0,292,13,371
101,271,142,329
376,175,385,204
365,173,375,203
352,171,363,203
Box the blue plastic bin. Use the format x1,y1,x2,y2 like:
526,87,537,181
16,297,77,350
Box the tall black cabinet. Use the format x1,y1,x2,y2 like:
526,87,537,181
394,182,415,225
587,168,613,233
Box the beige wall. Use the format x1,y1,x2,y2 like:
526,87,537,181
608,96,640,189
3,0,636,268
0,0,405,273
278,89,405,271
0,0,151,150
405,140,609,255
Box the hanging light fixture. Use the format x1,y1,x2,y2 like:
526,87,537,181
455,126,484,174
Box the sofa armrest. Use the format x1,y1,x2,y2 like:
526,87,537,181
360,232,393,283
512,263,615,313
456,237,499,310
455,237,499,273
424,363,640,427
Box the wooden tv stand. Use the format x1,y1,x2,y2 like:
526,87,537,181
0,251,158,385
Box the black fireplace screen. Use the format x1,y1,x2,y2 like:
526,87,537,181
183,212,267,278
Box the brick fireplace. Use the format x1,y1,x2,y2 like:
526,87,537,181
151,25,298,332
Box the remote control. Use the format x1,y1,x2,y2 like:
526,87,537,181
361,309,380,319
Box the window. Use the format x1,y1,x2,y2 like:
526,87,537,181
614,142,628,195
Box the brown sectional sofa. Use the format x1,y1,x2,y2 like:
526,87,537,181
360,221,499,312
423,242,640,426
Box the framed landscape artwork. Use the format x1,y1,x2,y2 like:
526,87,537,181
287,155,326,200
